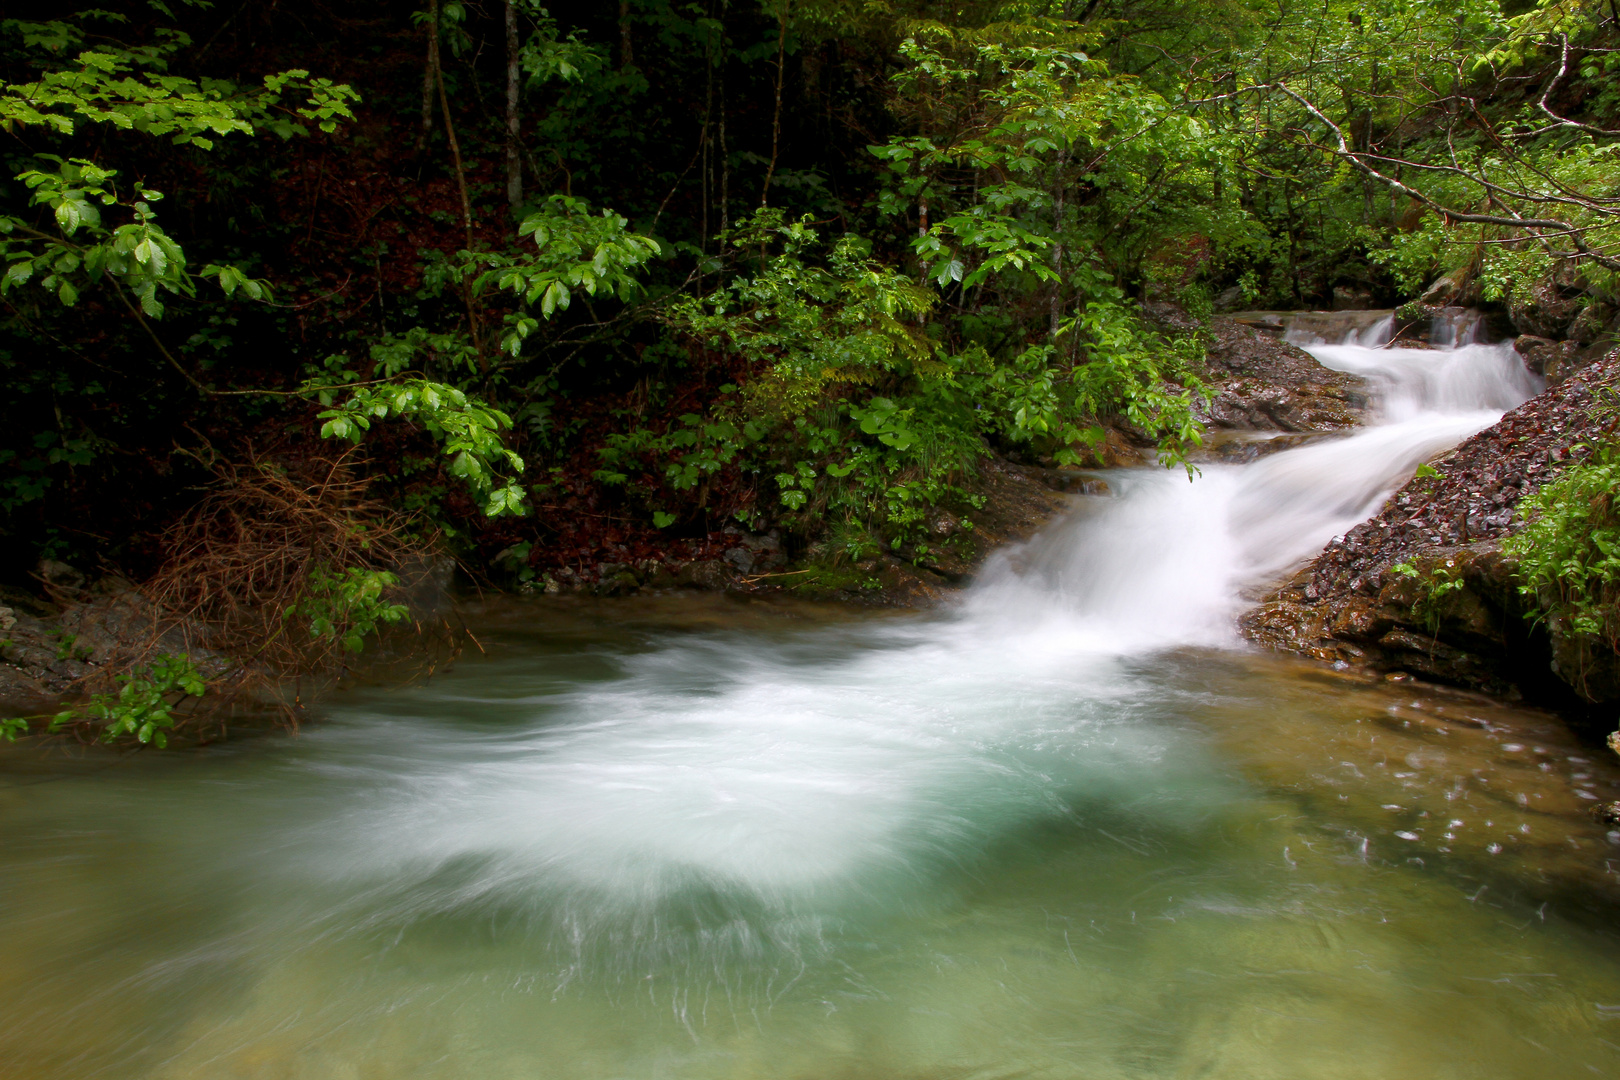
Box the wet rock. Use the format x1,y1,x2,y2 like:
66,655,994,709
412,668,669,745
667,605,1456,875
1329,597,1395,643
1044,470,1112,495
37,559,86,595
1143,302,1369,434
1545,615,1620,705
1243,351,1620,708
1567,302,1617,346
1332,285,1375,311
1589,801,1620,827
1421,269,1478,307
1507,276,1583,339
592,565,641,597
1515,334,1586,385
675,560,735,590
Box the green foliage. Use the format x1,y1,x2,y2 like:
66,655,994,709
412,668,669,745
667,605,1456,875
285,565,410,654
1,156,274,319
1504,443,1620,647
467,195,661,355
311,376,530,517
51,653,206,749
1,15,358,144
1390,557,1469,635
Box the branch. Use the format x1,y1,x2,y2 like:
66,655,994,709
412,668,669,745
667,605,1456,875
1269,82,1620,273
1538,34,1620,138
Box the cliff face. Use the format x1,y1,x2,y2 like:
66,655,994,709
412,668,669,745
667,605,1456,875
1241,348,1620,724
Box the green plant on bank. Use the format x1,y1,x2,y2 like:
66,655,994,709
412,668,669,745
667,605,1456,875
0,13,354,321
308,373,532,518
52,632,91,661
50,652,207,749
285,565,410,655
622,210,990,545
1390,557,1469,635
303,194,661,522
1503,441,1620,648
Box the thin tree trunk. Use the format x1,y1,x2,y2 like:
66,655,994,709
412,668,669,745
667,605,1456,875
619,0,634,68
718,1,729,234
505,0,522,208
719,90,729,233
1050,151,1067,340
416,3,438,157
431,8,484,369
760,3,788,207
436,58,475,248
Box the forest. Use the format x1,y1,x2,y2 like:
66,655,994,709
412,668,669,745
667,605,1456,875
2,0,1620,738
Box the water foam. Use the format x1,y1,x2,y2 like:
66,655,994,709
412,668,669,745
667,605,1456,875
306,311,1542,937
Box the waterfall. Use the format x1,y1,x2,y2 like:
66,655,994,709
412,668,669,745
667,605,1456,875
305,312,1543,929
965,312,1540,648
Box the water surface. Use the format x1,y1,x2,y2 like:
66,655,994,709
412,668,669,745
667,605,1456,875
4,318,1620,1079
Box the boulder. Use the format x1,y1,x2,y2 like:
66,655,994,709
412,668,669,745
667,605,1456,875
1143,303,1369,434
1507,276,1583,339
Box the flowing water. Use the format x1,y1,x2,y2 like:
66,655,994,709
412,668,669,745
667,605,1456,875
7,317,1620,1079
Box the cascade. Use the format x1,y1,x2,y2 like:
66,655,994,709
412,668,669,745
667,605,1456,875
12,312,1615,1080
312,313,1542,927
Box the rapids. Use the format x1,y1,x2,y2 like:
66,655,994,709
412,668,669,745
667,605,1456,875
4,314,1620,1079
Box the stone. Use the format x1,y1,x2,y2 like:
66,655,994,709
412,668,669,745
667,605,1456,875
1332,285,1374,311
36,559,86,593
675,560,734,590
1507,276,1583,339
1329,597,1394,642
1514,335,1586,385
593,570,641,598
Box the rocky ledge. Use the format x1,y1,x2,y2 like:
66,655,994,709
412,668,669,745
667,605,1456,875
1145,303,1369,446
1241,348,1620,723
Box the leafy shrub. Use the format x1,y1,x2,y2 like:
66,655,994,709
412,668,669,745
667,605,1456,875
1503,443,1620,648
285,565,411,655
52,653,207,749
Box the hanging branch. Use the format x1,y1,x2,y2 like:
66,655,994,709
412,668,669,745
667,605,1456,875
1268,81,1620,273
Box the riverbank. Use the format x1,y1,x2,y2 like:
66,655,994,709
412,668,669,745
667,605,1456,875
1242,347,1620,729
510,307,1369,606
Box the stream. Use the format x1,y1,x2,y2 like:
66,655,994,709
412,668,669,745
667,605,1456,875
6,318,1620,1079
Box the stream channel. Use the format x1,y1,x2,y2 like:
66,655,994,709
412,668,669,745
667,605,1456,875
6,321,1620,1079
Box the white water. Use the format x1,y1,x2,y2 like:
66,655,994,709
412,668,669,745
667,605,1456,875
968,313,1540,645
300,314,1541,933
12,314,1620,1080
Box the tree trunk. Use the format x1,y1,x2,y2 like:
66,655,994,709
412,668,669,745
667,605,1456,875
760,3,787,207
619,0,634,69
430,0,484,370
505,0,522,208
415,3,438,157
718,0,729,234
1050,151,1067,341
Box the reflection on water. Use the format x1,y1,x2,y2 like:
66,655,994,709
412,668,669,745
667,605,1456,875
2,597,1620,1080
